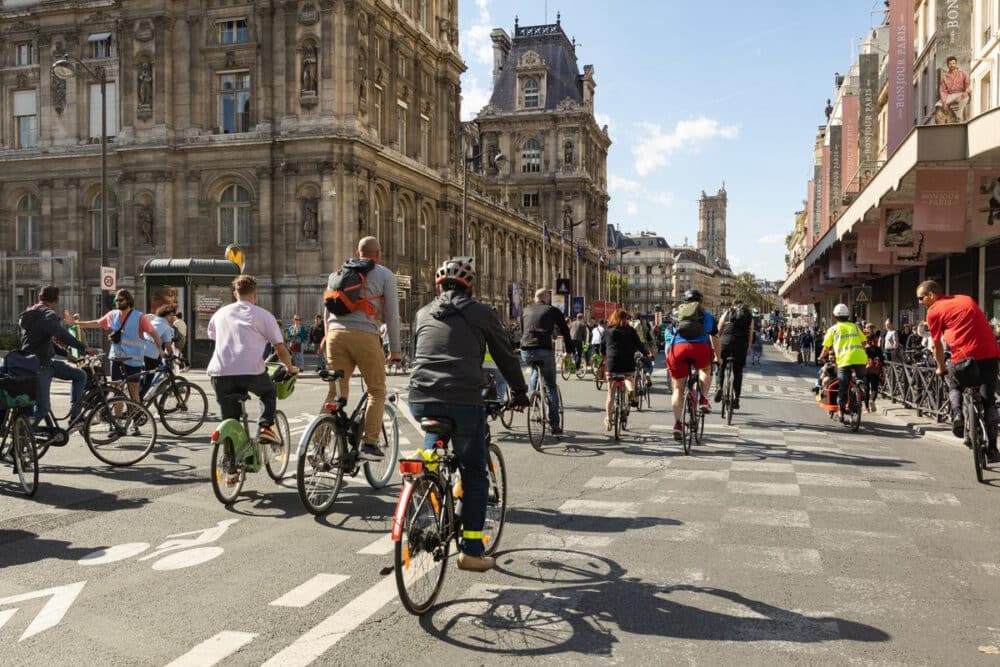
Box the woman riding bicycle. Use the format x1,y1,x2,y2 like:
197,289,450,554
601,309,646,431
818,303,868,424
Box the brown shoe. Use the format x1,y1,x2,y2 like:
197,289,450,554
457,553,495,572
258,425,279,445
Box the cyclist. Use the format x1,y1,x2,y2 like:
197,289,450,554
629,312,655,384
919,280,1000,462
325,236,401,461
714,300,755,410
569,314,589,371
408,257,529,572
74,289,164,403
666,290,720,440
589,318,606,365
206,275,298,445
818,303,868,423
602,309,646,430
520,288,572,435
18,286,98,429
140,306,177,395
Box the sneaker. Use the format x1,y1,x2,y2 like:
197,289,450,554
258,425,279,445
359,443,384,461
713,389,723,403
457,552,495,572
951,415,964,439
986,447,1000,464
672,420,683,441
732,398,740,411
551,426,564,436
698,396,711,413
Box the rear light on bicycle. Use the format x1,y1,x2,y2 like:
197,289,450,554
323,402,337,413
399,459,424,475
211,431,220,442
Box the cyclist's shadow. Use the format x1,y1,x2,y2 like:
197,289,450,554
419,548,890,657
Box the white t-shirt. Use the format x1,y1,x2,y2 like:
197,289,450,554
206,299,284,377
590,325,605,346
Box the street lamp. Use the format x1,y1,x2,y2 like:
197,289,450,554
461,129,506,257
53,54,110,312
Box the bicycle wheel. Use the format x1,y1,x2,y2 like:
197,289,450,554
11,414,38,497
556,386,565,431
683,387,696,455
297,415,347,515
560,358,571,381
526,392,546,449
634,374,644,413
499,387,514,430
724,368,734,426
967,401,986,484
612,387,622,441
84,398,157,466
394,476,450,615
697,410,706,445
264,410,291,481
643,375,652,409
595,365,605,391
156,380,209,436
211,436,246,504
483,443,507,556
576,362,586,380
364,402,399,488
848,387,862,432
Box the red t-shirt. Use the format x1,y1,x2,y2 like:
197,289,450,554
926,294,1000,363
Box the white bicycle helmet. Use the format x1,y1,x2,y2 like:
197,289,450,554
833,303,850,317
435,256,476,289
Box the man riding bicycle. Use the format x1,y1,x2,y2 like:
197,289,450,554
18,286,98,429
408,257,529,572
919,280,1000,462
819,303,868,423
666,290,720,440
569,314,589,371
629,312,655,382
714,300,755,410
520,288,572,435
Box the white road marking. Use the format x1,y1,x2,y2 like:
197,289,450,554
261,575,398,667
584,476,655,489
0,581,87,641
394,397,426,435
723,507,811,528
795,472,871,488
0,608,18,632
79,542,151,565
730,461,795,473
719,545,824,575
727,481,801,496
357,533,394,555
269,574,350,608
518,533,614,549
557,499,638,517
606,457,669,469
151,547,225,571
875,489,961,505
661,469,730,482
165,631,258,667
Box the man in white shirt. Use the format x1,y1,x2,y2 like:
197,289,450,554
881,319,900,362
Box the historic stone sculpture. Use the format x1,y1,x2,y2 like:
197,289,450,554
301,45,318,94
358,70,368,114
564,141,574,167
302,197,318,240
137,61,153,107
358,198,368,233
137,204,154,246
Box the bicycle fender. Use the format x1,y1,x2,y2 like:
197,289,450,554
213,418,248,449
391,480,415,541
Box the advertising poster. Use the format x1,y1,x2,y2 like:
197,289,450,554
857,222,892,264
552,294,567,316
150,284,185,316
827,253,843,279
859,53,880,169
878,206,915,251
194,285,232,340
828,125,843,220
571,296,585,318
841,95,860,193
887,0,914,154
914,169,967,232
932,0,972,125
821,145,831,232
970,170,1000,244
812,165,823,239
509,282,522,319
806,179,816,246
840,240,861,274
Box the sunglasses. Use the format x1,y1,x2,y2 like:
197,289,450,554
917,293,930,301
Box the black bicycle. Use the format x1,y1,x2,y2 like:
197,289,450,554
608,373,630,440
0,380,38,496
295,369,400,514
679,360,705,454
122,355,209,436
719,356,735,425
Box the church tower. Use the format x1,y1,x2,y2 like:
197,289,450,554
697,184,728,263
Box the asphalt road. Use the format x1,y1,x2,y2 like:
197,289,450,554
2,346,999,666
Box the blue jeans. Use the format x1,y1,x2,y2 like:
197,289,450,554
291,348,305,369
483,363,508,402
521,348,560,429
35,360,87,426
408,402,488,557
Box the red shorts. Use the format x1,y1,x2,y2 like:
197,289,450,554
667,342,713,379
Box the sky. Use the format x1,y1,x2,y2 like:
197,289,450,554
458,0,887,280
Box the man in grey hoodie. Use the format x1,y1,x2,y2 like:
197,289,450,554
408,257,529,572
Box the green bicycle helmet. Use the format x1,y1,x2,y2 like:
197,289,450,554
268,364,296,400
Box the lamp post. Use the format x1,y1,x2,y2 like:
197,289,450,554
460,128,507,258
53,54,109,312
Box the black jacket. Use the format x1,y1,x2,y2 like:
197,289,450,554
18,303,86,366
409,290,528,405
603,325,644,374
520,302,573,350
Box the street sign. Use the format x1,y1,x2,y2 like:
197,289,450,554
396,274,411,290
100,266,116,292
555,278,571,295
853,286,872,305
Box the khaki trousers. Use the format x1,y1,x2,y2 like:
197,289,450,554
325,329,387,445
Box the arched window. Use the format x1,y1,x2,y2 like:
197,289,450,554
218,184,251,246
373,196,382,240
523,78,539,108
522,138,541,173
419,209,430,261
15,194,40,252
89,191,119,250
396,200,409,256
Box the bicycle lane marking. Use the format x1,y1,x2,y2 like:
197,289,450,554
164,631,257,667
269,574,349,608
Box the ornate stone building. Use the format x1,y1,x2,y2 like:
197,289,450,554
0,0,544,331
697,184,727,264
470,15,610,301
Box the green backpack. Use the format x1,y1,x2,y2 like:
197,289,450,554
675,302,706,339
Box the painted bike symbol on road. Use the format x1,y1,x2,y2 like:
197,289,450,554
78,519,239,571
0,581,87,641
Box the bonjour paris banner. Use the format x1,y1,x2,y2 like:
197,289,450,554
914,169,968,253
887,0,914,155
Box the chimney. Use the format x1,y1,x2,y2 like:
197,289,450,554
491,29,511,86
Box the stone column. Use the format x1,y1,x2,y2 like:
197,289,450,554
152,17,174,126
187,16,203,131
320,0,335,117
282,3,297,123
256,4,275,131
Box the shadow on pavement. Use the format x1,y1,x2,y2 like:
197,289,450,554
0,529,102,568
311,486,398,533
506,507,681,534
420,548,891,656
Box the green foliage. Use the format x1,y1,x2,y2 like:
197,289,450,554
0,332,19,351
733,272,770,311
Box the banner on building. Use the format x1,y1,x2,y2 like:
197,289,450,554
827,254,843,280
571,296,585,317
878,206,916,251
828,125,843,220
806,179,816,246
932,0,972,125
857,222,893,264
509,282,522,319
969,170,1000,243
821,145,832,232
914,169,967,233
813,165,823,239
840,240,861,274
842,95,860,193
888,0,914,154
892,231,927,266
859,52,880,170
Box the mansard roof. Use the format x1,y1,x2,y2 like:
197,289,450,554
489,21,584,112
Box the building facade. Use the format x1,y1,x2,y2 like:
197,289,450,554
0,0,548,331
696,185,727,263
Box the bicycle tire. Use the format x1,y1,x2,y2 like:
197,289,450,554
264,410,291,481
297,415,347,515
967,400,986,484
613,387,622,441
527,392,546,449
849,387,862,432
697,410,706,445
634,372,644,413
724,365,734,426
84,398,157,466
211,436,246,504
395,476,450,615
499,387,514,430
483,443,507,556
643,376,652,409
11,413,38,497
684,385,696,455
595,365,605,391
157,380,209,437
364,402,399,488
560,359,571,381
557,386,565,432
575,363,586,380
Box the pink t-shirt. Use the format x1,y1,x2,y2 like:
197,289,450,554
206,299,283,377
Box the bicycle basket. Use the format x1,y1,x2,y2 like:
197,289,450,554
267,363,296,400
0,374,36,409
952,358,981,389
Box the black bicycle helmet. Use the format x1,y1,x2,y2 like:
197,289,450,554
434,256,476,289
683,289,703,303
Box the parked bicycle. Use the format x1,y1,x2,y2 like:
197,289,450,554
680,360,705,455
391,400,509,615
0,376,38,496
525,360,564,449
295,368,400,515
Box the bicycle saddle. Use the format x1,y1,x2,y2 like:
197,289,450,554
420,416,456,438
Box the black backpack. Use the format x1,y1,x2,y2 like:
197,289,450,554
324,258,377,317
675,301,706,339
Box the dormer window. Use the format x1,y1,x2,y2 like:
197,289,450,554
523,78,539,108
89,33,113,59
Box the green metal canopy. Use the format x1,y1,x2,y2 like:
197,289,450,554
141,259,241,277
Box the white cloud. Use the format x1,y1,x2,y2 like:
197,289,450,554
608,174,641,194
647,192,675,207
632,117,740,176
594,111,612,135
626,202,639,215
461,73,492,121
758,233,786,244
460,0,494,67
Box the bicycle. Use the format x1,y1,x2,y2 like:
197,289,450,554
483,371,514,430
116,355,209,437
35,353,158,466
632,353,651,411
391,400,509,615
209,363,294,505
718,356,735,426
956,377,992,483
525,359,564,449
0,376,38,496
295,368,400,515
679,361,705,455
592,350,606,390
608,373,630,440
834,366,865,433
560,350,585,381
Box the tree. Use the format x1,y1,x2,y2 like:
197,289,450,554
733,271,770,311
607,272,629,303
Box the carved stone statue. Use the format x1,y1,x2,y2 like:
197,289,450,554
563,205,574,230
564,141,573,167
137,61,153,107
302,197,319,240
358,198,368,233
301,47,317,94
358,70,368,110
137,204,154,246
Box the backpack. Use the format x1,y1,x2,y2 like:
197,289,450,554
675,302,706,339
324,258,377,317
